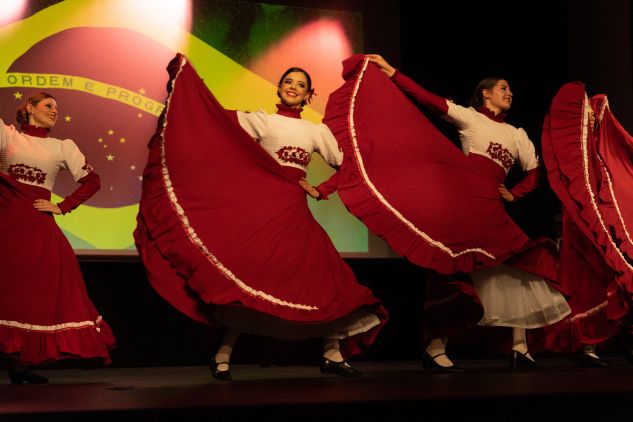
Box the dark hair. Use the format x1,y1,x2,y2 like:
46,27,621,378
468,76,507,109
16,92,56,124
277,67,314,107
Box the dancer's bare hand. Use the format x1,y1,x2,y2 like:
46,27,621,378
366,54,396,77
33,199,62,214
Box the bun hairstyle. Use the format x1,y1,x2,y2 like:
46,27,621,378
16,92,56,124
468,76,506,109
277,67,314,107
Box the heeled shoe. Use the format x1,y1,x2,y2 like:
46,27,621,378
422,352,464,372
320,358,363,378
8,369,49,385
570,352,608,368
209,360,232,381
510,350,537,369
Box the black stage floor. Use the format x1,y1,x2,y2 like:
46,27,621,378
2,357,633,421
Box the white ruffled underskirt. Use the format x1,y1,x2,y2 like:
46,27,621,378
471,264,571,328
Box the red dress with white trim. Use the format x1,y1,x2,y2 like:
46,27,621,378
540,82,632,352
322,55,569,333
0,120,115,365
134,54,387,358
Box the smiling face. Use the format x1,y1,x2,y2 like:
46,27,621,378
483,79,513,115
27,97,58,128
277,70,312,108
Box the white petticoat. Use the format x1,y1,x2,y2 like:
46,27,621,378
471,264,571,328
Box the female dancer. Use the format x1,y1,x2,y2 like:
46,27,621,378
304,54,570,370
0,92,115,384
135,54,387,381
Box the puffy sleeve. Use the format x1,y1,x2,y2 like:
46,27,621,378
60,139,93,181
508,128,542,199
515,128,539,171
0,118,13,150
236,110,269,140
445,103,481,131
57,139,100,214
313,123,343,168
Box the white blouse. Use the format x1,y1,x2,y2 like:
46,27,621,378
0,118,92,191
446,103,539,173
237,110,343,172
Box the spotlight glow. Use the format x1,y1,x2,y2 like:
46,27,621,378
0,0,28,27
115,0,192,47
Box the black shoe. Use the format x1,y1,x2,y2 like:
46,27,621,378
8,369,49,385
422,352,464,372
570,352,609,368
320,358,362,378
510,350,537,369
210,361,232,381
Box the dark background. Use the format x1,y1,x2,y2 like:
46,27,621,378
29,0,633,368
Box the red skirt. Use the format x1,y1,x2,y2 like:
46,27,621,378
134,54,387,358
538,82,633,351
542,82,633,292
539,211,627,352
0,174,115,365
323,55,561,337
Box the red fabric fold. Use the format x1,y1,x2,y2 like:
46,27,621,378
538,211,626,352
541,82,633,293
539,81,633,352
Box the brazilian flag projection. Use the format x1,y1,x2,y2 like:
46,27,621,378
0,0,368,255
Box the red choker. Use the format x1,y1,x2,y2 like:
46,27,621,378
21,124,50,138
276,103,302,119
